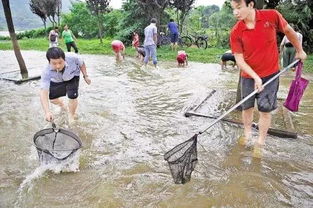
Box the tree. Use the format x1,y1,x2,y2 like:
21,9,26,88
169,0,195,33
86,0,111,43
62,2,98,38
116,0,147,44
29,0,47,30
209,4,236,47
137,0,169,29
277,0,313,53
255,0,264,9
1,0,28,78
56,0,62,26
29,0,61,28
44,0,58,26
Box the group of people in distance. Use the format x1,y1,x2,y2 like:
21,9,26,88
48,25,79,53
111,18,188,67
41,0,307,159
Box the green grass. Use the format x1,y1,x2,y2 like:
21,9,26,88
1,38,312,73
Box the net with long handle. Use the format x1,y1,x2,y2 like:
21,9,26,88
33,123,82,164
164,134,198,184
164,60,300,184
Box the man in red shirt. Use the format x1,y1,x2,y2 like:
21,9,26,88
230,0,306,157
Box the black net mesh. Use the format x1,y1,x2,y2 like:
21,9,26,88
164,134,198,184
33,125,82,164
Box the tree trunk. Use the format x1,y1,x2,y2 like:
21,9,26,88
255,0,264,9
2,0,28,78
97,13,103,44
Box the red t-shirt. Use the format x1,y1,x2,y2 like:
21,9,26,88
177,53,187,63
111,40,125,53
230,10,288,78
132,34,139,48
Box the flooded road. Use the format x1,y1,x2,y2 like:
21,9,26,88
0,50,312,208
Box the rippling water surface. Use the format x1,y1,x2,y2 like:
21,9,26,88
0,50,312,208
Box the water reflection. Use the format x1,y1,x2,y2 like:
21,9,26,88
0,51,312,207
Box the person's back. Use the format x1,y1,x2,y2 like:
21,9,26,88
177,50,188,67
167,21,178,35
144,24,157,46
49,28,59,47
111,40,125,62
280,30,302,68
143,18,158,67
50,32,57,42
221,50,236,69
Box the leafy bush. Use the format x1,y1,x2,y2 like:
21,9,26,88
103,10,123,38
61,2,98,38
277,1,313,53
16,27,52,39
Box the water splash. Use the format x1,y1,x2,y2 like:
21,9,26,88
14,151,80,208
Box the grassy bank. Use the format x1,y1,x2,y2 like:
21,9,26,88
1,38,312,72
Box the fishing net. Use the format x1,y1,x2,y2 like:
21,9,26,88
33,123,82,164
164,134,198,184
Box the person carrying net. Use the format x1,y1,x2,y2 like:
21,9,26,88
230,0,306,157
164,0,306,185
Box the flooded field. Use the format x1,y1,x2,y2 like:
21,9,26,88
0,50,312,208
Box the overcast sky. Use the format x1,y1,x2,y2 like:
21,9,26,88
109,0,226,9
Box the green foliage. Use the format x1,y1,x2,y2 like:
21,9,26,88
115,0,147,45
209,5,235,48
184,7,204,33
61,2,98,38
277,0,313,53
183,5,221,34
103,10,123,37
10,27,53,39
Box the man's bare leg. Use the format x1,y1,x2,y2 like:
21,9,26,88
174,43,178,51
50,98,67,111
68,98,78,120
239,107,254,145
252,111,271,158
257,112,271,145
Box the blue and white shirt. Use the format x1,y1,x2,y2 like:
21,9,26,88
40,53,84,90
144,23,157,46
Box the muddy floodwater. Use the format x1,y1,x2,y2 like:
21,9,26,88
0,50,312,208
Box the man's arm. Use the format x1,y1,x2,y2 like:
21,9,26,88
71,30,77,41
234,53,263,92
153,33,157,45
80,63,91,85
40,89,53,121
280,36,286,54
283,25,307,61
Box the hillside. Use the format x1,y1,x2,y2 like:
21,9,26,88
0,0,73,30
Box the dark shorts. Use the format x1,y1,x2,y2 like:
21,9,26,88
171,33,178,43
221,53,236,62
137,47,145,57
49,76,80,100
240,71,279,112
